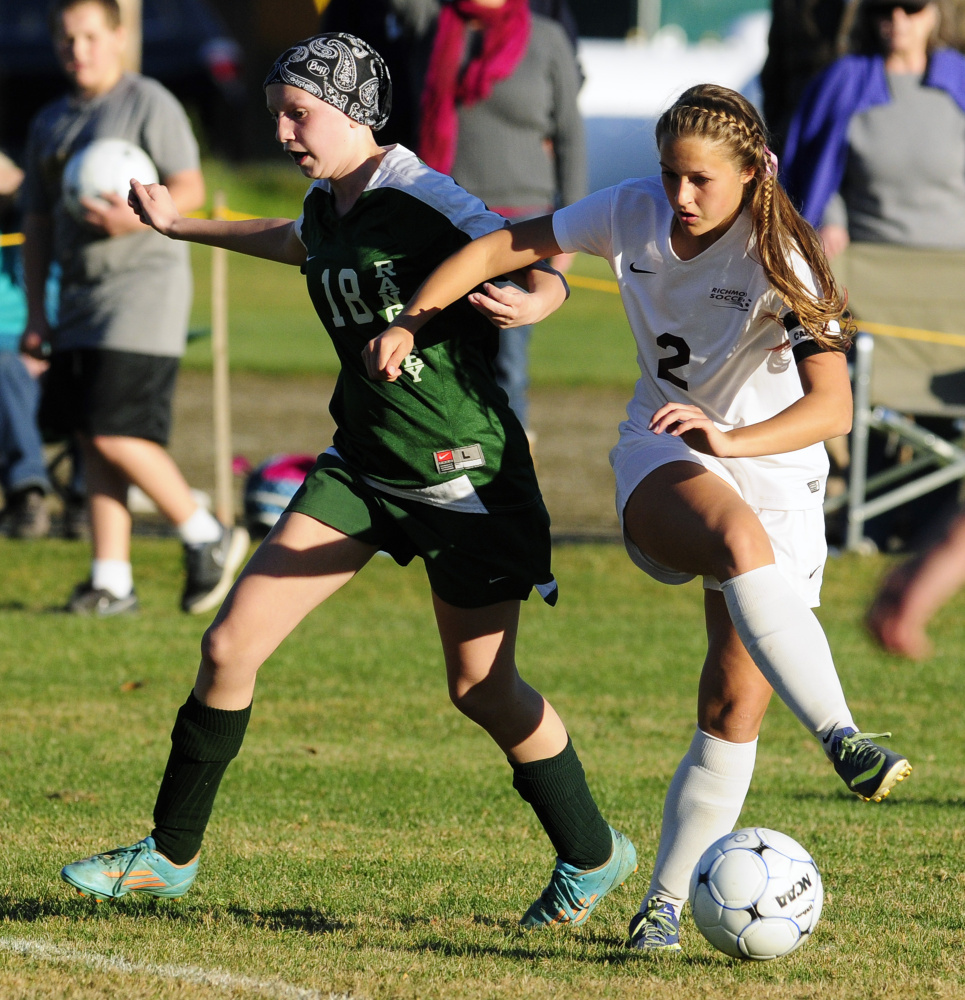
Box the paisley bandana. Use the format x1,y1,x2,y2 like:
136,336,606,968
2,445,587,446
263,33,392,132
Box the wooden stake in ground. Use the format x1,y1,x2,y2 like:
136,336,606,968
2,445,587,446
116,0,142,73
211,191,235,526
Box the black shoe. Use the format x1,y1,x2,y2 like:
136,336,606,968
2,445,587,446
6,488,51,539
63,494,91,541
67,581,140,617
827,727,912,802
181,524,250,614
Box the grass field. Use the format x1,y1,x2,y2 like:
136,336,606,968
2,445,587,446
1,538,963,999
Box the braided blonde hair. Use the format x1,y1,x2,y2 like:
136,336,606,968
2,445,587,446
655,84,852,349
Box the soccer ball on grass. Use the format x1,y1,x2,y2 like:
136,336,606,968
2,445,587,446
62,138,158,221
689,827,823,960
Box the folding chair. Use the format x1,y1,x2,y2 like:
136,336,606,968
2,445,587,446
824,243,965,552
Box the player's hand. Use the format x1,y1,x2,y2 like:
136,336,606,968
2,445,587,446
362,324,415,382
649,402,733,456
467,271,541,328
128,178,181,236
78,190,145,237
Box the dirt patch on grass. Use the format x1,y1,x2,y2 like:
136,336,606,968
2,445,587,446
169,370,626,540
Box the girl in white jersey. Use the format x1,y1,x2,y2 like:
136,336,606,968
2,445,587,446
365,83,913,952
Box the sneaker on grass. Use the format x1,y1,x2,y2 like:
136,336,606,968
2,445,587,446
520,826,637,928
61,837,198,901
181,523,250,614
827,727,912,802
6,487,50,539
66,581,139,617
628,897,682,952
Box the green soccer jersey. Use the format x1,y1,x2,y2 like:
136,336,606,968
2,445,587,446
295,144,541,514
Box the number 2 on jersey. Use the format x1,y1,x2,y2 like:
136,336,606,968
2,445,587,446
656,332,690,390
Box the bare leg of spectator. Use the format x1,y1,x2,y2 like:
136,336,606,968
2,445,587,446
867,509,965,659
89,435,199,528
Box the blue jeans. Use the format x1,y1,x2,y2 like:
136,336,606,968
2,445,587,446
494,325,533,432
0,351,51,495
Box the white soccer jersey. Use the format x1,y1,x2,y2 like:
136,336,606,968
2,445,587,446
553,176,831,510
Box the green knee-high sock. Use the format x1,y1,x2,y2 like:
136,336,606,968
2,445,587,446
151,691,251,865
511,737,613,870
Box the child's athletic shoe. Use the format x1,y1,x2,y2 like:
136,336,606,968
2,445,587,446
827,727,912,802
61,837,198,900
66,581,139,617
181,523,250,614
628,897,682,952
6,487,50,539
520,827,637,928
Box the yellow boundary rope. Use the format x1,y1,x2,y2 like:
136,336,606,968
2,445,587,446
567,273,620,295
849,320,965,348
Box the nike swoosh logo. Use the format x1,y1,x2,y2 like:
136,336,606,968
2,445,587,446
628,262,655,274
809,565,821,579
851,758,885,788
489,576,509,584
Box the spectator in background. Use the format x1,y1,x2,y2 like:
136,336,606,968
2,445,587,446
320,0,585,440
20,0,248,615
318,0,582,150
417,0,585,442
0,151,53,539
782,0,965,259
782,0,965,551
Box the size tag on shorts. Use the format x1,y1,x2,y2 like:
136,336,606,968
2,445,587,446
433,443,486,474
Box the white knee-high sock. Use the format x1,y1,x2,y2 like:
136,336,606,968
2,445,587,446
644,728,757,913
721,565,855,741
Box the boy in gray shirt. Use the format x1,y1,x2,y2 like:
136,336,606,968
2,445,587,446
20,0,248,615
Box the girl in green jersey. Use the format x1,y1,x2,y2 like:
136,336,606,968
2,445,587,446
60,33,637,929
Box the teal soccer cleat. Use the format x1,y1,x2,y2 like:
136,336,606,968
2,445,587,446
628,897,682,952
520,827,637,928
828,728,912,802
61,837,198,901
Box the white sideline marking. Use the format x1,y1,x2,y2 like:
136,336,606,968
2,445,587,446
0,936,358,1000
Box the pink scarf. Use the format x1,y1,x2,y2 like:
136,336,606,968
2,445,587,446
419,0,531,175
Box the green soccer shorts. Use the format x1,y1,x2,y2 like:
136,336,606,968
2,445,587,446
287,449,558,609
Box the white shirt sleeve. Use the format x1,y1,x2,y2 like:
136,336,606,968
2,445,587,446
552,186,617,259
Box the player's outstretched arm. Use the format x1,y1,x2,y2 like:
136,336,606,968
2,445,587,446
128,178,306,266
363,214,563,381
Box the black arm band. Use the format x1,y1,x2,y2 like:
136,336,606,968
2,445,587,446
792,338,827,363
